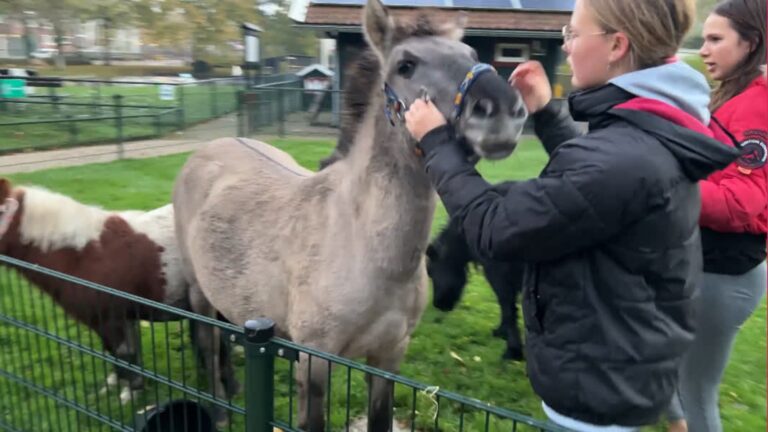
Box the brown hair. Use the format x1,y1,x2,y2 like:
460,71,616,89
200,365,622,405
709,0,766,111
585,0,696,70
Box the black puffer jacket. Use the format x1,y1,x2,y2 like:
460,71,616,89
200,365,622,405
419,83,738,426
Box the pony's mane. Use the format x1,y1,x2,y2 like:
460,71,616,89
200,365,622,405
18,186,111,252
336,14,450,155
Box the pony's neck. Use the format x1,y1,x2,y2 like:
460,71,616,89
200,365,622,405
336,86,436,276
343,89,432,197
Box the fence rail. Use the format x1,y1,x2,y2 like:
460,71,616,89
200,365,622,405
0,77,245,156
0,254,570,431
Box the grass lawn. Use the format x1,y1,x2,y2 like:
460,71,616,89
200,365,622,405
0,82,240,154
0,137,765,431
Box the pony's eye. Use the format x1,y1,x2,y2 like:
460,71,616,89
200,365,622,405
397,60,416,78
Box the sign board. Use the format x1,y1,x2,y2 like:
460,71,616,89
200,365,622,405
158,84,175,101
0,79,26,98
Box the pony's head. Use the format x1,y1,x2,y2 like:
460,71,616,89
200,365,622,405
364,0,527,160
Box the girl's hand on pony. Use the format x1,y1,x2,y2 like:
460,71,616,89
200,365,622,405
509,60,552,114
405,99,447,142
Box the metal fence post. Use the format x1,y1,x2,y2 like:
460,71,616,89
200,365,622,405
177,85,186,129
210,81,218,117
113,94,124,159
66,114,78,146
237,90,244,137
154,113,162,137
277,88,285,137
244,318,275,432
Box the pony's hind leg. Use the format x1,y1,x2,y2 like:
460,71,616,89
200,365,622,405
188,318,240,399
188,288,229,428
366,336,410,432
218,329,240,398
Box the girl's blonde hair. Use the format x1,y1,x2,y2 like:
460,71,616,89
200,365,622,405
586,0,696,70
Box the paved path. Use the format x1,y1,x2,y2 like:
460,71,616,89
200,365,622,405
0,114,239,174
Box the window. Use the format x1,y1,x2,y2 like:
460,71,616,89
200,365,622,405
494,43,530,63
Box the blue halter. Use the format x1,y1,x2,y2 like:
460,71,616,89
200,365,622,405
383,62,497,126
452,63,496,119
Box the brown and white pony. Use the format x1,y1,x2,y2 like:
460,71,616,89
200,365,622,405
0,178,236,415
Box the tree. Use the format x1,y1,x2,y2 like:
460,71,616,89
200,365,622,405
0,0,38,60
137,0,262,64
258,5,317,60
136,0,317,66
90,0,140,65
29,0,92,68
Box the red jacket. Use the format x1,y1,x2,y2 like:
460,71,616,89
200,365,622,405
700,76,768,234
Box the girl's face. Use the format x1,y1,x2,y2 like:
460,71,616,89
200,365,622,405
700,13,754,81
563,0,617,89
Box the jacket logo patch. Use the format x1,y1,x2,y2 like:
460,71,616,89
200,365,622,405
737,136,768,170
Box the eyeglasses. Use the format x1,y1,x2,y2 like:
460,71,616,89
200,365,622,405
561,24,610,45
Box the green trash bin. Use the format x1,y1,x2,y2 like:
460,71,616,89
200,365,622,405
0,79,26,98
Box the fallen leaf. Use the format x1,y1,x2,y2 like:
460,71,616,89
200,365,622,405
450,351,466,365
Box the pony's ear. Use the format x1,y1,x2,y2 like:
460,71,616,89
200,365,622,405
441,11,467,41
0,178,11,199
363,0,394,61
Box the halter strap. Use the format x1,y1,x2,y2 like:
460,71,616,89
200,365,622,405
452,63,496,120
384,82,407,126
383,62,497,127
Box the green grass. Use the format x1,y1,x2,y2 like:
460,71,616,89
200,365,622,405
0,83,240,154
0,137,765,431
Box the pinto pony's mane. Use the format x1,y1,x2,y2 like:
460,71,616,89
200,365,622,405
17,186,112,252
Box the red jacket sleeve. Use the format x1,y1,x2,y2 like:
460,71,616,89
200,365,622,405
699,86,768,232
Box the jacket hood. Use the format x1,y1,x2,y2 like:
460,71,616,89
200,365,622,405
568,62,739,181
609,59,712,124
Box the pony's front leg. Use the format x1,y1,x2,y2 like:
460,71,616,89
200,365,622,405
366,336,409,432
484,262,524,361
99,319,144,405
296,353,329,432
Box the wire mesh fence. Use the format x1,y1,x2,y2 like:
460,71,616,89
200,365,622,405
0,255,570,432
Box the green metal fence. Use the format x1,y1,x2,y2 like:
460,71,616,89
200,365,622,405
0,255,570,432
0,77,242,155
239,83,342,139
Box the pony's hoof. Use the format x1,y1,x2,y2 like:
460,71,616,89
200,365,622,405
106,372,118,387
119,386,139,405
502,347,524,361
98,373,119,395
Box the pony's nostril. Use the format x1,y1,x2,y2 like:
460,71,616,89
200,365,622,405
472,98,497,118
509,97,528,118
